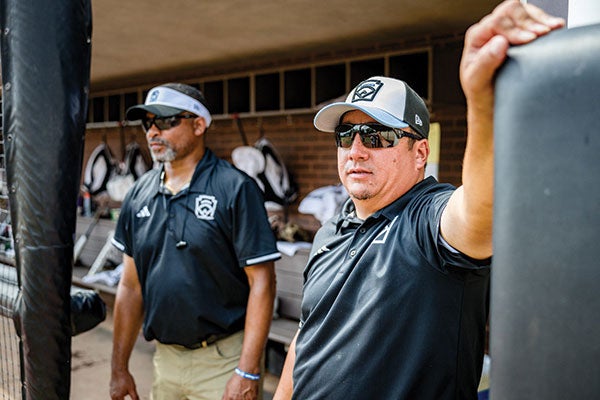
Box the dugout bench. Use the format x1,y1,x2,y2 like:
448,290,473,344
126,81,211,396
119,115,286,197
269,248,308,349
73,214,307,351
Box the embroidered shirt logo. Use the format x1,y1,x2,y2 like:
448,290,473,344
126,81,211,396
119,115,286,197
314,245,331,256
373,216,398,244
415,114,423,126
195,195,218,220
136,205,151,218
352,79,383,103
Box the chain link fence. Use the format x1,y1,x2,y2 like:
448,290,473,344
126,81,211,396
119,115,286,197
0,96,22,399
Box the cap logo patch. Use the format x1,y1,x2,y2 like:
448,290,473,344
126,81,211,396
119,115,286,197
415,114,423,126
149,89,160,103
352,79,383,103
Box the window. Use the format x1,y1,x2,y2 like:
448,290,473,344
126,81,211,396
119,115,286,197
284,68,311,109
255,73,280,112
86,48,431,124
316,64,346,105
350,58,384,88
123,92,139,116
389,52,429,99
108,95,121,121
227,77,250,113
92,97,104,123
204,81,224,115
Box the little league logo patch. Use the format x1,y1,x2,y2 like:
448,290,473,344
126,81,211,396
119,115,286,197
352,79,383,103
195,195,218,220
149,89,160,102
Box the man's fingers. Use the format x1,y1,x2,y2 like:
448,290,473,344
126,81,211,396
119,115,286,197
490,0,565,45
523,2,567,30
461,34,509,93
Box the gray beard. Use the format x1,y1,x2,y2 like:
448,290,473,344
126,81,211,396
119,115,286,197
151,147,176,163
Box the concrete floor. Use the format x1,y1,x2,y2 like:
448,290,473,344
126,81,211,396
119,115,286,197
71,312,155,400
71,311,278,399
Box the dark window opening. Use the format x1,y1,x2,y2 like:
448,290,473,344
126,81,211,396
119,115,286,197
92,97,104,123
316,64,346,105
284,68,311,109
123,92,138,116
389,52,429,99
350,58,384,88
255,73,280,112
108,95,121,122
228,77,250,113
204,81,224,115
87,99,92,123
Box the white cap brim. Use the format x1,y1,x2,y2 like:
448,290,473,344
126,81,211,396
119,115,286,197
314,102,410,132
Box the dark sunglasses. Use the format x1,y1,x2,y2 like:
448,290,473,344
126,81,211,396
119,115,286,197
141,114,195,132
334,123,423,149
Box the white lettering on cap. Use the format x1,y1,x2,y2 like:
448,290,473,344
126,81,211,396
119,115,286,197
145,87,212,126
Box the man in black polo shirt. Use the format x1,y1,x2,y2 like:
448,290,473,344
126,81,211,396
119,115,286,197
110,83,280,400
274,2,565,399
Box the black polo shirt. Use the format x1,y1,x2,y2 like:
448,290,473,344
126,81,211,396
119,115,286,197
293,177,491,400
112,149,280,348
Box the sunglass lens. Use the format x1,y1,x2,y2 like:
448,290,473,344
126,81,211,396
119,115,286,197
153,117,170,130
334,125,351,148
141,117,154,131
335,124,401,149
356,125,380,149
142,116,183,131
377,130,397,147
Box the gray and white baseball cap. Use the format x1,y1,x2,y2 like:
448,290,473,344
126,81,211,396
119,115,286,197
314,76,429,138
126,82,212,127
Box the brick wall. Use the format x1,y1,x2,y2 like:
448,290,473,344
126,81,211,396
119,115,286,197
82,35,471,234
434,105,468,185
82,103,468,235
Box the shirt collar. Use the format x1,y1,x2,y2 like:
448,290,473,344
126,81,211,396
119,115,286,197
335,176,439,232
152,148,218,196
188,148,217,192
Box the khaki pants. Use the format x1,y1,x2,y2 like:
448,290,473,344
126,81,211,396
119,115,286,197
151,330,262,400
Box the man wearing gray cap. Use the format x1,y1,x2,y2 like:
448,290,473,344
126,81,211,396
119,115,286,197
110,82,280,400
274,1,564,399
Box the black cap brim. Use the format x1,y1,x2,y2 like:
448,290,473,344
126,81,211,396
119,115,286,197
125,104,184,121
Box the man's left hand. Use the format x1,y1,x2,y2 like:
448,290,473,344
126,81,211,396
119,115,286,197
222,374,259,400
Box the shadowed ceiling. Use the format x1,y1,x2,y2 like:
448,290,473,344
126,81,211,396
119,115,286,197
90,0,500,90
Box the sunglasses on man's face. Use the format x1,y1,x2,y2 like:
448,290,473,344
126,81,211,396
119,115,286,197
334,123,423,149
141,114,195,132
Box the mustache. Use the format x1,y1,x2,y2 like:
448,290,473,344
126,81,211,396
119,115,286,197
148,138,170,147
344,163,371,174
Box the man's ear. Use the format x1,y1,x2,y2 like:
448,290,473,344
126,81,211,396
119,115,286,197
415,139,430,168
193,117,207,136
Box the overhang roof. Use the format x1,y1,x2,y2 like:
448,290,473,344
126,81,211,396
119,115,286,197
91,0,500,91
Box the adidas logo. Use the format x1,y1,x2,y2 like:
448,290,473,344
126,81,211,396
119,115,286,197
314,245,330,256
415,114,423,126
136,205,151,218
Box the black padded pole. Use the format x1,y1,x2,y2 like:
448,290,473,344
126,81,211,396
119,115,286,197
0,0,92,398
492,23,600,399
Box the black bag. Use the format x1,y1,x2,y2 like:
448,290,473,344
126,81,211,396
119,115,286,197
70,287,106,336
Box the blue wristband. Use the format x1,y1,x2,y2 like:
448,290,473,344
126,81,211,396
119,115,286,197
234,367,261,381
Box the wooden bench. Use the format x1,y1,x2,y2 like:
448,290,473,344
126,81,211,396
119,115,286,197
268,247,309,350
74,217,309,350
74,215,118,268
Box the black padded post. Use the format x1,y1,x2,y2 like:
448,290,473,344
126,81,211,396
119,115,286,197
492,24,600,399
0,1,92,398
